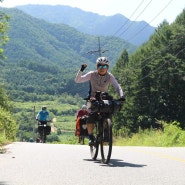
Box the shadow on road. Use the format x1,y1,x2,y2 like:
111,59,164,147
0,182,9,185
108,159,147,168
83,158,147,168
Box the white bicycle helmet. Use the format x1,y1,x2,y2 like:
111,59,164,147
82,105,87,110
42,106,47,110
96,57,109,67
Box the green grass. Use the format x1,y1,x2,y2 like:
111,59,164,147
114,122,185,147
52,120,185,147
54,115,76,131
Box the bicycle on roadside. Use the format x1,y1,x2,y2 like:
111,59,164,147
85,91,124,164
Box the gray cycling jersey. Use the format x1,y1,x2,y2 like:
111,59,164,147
75,70,124,97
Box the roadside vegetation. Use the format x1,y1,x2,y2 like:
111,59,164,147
114,121,185,146
44,119,185,147
1,98,185,148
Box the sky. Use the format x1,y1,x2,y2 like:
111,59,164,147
0,0,185,27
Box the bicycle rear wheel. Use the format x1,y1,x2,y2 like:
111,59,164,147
90,124,99,160
100,118,112,164
40,128,46,143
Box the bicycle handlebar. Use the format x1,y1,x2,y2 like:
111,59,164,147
36,119,52,122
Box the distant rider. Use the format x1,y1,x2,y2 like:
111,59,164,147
36,106,50,123
36,106,51,136
75,105,88,143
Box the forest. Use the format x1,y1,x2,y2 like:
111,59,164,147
0,3,184,144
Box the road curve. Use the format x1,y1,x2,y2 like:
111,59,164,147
0,142,185,185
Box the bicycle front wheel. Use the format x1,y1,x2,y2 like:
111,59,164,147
90,124,99,160
100,118,112,164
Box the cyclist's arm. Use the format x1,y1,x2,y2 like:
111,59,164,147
75,71,91,83
110,73,124,97
36,112,40,120
46,112,50,121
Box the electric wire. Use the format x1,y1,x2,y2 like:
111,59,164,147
105,0,175,55
137,33,184,71
117,0,153,38
138,46,185,82
112,0,145,37
127,0,174,43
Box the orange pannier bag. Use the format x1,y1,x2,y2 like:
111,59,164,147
75,117,81,136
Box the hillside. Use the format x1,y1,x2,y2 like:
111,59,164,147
16,5,155,46
0,7,137,100
1,8,137,65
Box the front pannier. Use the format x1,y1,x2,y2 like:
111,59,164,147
38,125,51,135
90,100,122,114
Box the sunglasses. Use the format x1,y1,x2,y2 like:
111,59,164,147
98,65,108,69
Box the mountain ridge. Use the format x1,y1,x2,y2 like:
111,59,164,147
16,4,155,46
1,7,136,66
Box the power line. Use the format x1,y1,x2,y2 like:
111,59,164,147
104,0,175,56
112,0,145,37
117,0,153,38
139,46,185,82
127,0,174,43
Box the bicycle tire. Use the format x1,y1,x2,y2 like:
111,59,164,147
40,128,46,143
42,134,46,143
80,135,85,145
100,118,112,164
90,124,99,160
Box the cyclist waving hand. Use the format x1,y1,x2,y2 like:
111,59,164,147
75,57,125,144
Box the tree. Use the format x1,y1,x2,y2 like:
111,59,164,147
0,3,17,142
111,10,185,134
0,3,9,58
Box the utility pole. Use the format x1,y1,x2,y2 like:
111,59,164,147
87,37,108,57
33,106,36,140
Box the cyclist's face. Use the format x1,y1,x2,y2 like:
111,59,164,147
97,65,108,75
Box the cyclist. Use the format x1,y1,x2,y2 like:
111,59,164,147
75,56,125,144
36,106,50,122
75,105,88,143
76,105,88,119
36,106,51,136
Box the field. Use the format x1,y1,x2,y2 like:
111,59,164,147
8,101,185,147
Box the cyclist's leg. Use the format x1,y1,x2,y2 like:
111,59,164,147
86,113,97,144
87,123,95,144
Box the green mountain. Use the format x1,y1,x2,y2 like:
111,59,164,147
16,5,155,46
0,8,136,101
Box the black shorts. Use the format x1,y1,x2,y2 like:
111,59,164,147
86,112,98,124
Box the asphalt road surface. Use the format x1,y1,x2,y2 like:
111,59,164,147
0,142,185,185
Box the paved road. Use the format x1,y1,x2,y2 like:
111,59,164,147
0,142,185,185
